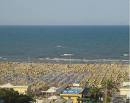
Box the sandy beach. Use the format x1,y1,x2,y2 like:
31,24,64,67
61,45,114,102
0,62,129,89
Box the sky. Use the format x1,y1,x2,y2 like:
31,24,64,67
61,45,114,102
0,0,129,25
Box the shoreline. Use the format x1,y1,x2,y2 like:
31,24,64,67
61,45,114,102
0,57,129,64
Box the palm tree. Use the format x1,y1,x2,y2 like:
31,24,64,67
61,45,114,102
89,86,103,102
101,79,119,103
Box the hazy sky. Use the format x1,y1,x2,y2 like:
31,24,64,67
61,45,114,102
0,0,129,25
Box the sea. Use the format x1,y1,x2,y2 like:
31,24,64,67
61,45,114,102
0,25,129,63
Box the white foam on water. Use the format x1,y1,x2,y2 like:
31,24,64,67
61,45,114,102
56,45,63,48
123,53,128,56
38,57,129,63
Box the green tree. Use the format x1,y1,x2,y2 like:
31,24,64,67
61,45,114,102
15,94,34,103
0,88,35,103
101,79,119,103
82,83,102,103
89,86,103,102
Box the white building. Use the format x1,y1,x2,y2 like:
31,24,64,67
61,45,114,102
120,82,130,99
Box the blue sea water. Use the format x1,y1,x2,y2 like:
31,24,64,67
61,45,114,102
0,25,129,62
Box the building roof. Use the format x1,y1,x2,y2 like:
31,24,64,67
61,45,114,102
0,83,28,88
0,83,13,88
122,85,130,88
42,87,58,93
122,82,130,87
62,87,83,94
72,83,80,87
